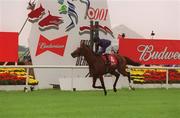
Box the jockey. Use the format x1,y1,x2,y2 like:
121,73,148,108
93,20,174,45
95,38,111,73
96,38,111,55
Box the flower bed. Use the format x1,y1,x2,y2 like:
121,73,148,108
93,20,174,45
169,70,180,83
0,68,38,85
0,73,26,85
130,68,180,84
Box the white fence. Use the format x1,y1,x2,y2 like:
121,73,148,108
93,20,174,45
0,65,89,90
0,65,180,90
0,65,121,91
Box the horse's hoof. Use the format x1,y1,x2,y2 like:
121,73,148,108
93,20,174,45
132,87,135,91
113,88,117,92
104,92,107,96
129,86,135,91
128,86,131,90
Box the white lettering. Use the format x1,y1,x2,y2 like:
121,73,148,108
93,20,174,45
137,45,180,61
39,43,64,49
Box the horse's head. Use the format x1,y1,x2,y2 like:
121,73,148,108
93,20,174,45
71,47,81,58
71,43,92,58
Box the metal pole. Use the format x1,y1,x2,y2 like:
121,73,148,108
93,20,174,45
71,68,75,91
166,69,169,90
26,68,29,89
94,21,99,40
94,21,99,53
90,21,94,50
19,17,29,36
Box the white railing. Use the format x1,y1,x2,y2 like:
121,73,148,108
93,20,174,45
0,65,88,69
128,65,180,70
0,65,180,90
0,65,88,88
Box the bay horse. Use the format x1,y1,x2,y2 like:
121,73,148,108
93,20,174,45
71,43,141,95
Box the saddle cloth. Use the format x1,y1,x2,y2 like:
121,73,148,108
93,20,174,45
102,54,118,66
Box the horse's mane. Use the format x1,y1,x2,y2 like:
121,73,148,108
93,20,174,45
81,43,97,55
82,43,90,49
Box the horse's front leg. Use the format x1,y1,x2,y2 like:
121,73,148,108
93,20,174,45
92,77,103,89
99,76,107,96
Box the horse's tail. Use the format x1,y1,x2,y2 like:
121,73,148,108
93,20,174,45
124,56,141,66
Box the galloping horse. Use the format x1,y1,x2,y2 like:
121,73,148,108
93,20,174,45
71,43,141,95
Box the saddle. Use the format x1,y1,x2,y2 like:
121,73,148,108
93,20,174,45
102,54,118,66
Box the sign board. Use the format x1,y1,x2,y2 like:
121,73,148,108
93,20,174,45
28,0,112,88
0,32,18,62
119,35,180,65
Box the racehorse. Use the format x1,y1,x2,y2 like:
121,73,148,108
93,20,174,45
71,43,141,95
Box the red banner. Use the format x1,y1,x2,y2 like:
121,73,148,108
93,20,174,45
0,32,18,62
119,35,180,65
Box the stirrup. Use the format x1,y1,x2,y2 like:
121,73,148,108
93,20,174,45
105,67,109,73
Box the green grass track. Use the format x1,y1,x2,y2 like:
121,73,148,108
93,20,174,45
0,88,180,118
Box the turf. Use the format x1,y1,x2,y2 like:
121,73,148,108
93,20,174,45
0,88,180,118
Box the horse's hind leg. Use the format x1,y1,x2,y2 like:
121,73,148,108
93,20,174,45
118,68,135,90
99,76,107,96
111,71,120,92
127,72,135,90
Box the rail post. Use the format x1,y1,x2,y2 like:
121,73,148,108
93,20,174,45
166,69,169,90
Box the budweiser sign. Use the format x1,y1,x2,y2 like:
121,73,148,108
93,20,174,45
119,36,180,64
36,35,68,56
